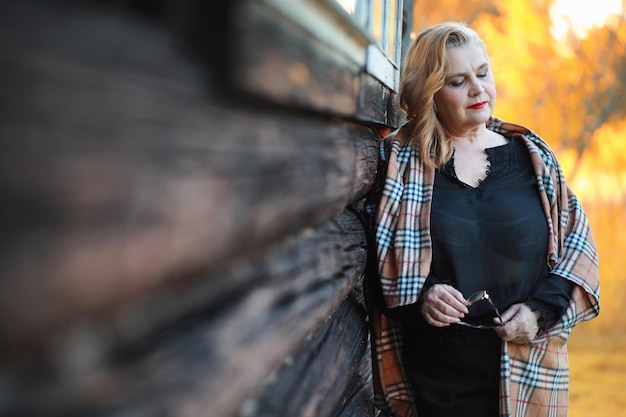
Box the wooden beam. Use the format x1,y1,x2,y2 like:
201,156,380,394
0,3,382,416
0,0,379,350
1,209,368,417
229,0,400,124
242,294,374,417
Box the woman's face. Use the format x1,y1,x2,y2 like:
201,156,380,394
434,43,496,136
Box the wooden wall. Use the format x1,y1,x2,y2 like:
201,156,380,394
0,0,409,416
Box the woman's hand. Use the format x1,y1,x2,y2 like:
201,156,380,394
420,284,469,327
494,303,541,344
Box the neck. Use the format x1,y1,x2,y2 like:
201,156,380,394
449,124,489,150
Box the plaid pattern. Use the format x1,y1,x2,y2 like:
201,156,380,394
365,116,600,417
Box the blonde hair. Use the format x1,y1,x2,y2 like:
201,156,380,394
400,22,486,167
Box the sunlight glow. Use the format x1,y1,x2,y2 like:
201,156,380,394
335,0,356,14
551,0,624,41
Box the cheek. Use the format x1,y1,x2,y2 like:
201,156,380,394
486,86,496,113
433,91,444,108
486,82,497,99
435,91,463,111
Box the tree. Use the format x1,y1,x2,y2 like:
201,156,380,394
411,0,500,30
559,16,626,178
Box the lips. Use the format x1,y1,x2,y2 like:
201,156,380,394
469,101,488,110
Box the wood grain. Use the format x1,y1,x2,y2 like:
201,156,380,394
0,1,392,416
0,0,378,348
2,209,368,417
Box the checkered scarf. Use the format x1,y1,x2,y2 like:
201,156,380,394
365,116,600,417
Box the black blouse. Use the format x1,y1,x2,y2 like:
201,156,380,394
427,137,572,328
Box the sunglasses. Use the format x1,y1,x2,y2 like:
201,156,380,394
457,290,505,329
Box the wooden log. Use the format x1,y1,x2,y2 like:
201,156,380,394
359,72,398,125
0,0,380,352
0,2,385,416
0,209,368,417
333,343,378,417
240,293,374,417
231,0,366,117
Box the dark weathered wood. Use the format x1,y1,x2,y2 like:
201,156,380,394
0,1,394,416
0,108,378,353
334,343,378,417
233,0,360,114
359,73,398,125
0,0,379,352
0,209,367,417
230,0,399,123
241,294,372,417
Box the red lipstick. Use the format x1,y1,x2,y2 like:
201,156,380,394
469,101,488,109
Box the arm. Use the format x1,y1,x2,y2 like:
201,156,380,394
525,273,574,330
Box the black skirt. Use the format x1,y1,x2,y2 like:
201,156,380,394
402,316,501,417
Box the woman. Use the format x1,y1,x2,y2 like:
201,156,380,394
364,22,599,417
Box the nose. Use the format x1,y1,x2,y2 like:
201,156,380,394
469,77,485,96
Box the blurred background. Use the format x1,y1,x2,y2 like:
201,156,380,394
408,0,626,415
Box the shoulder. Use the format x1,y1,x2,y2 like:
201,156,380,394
487,116,558,167
379,124,414,161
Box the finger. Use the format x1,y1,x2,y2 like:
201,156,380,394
441,284,468,304
441,285,470,311
423,285,468,317
494,322,518,342
421,301,463,325
493,316,504,327
494,311,539,343
499,304,522,323
506,304,539,330
494,309,521,340
436,285,470,314
421,304,460,327
422,313,455,327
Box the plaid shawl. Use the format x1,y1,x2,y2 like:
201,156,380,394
364,116,600,417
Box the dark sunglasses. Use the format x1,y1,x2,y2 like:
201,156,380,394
456,290,505,329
